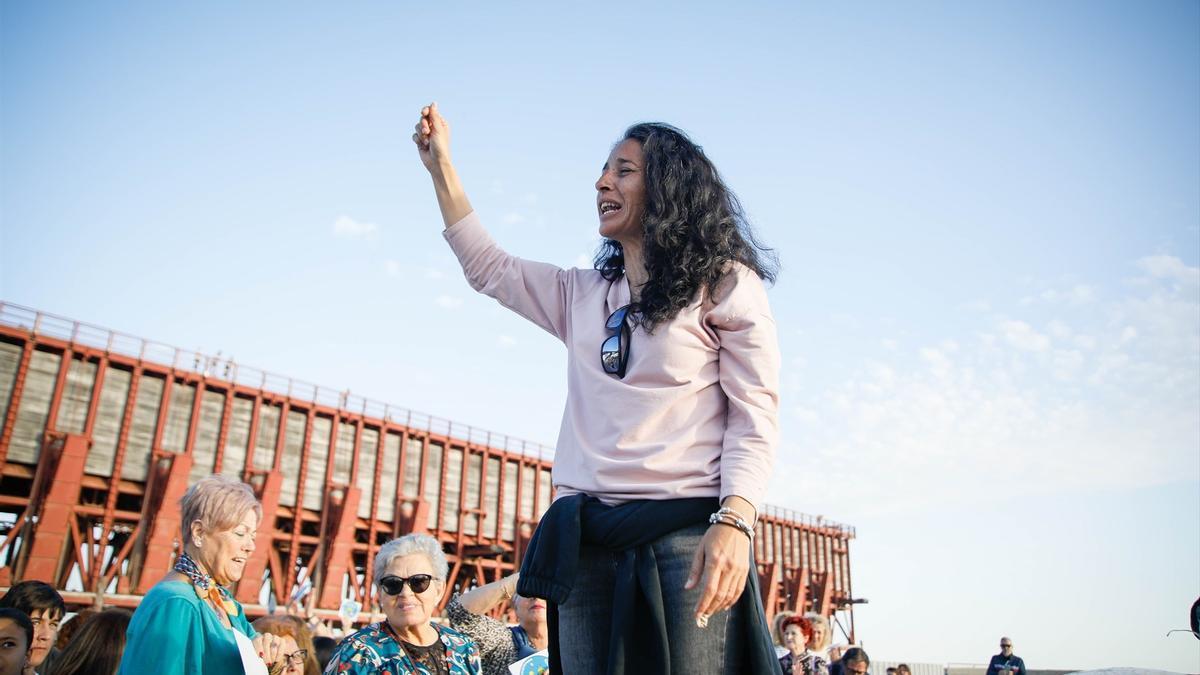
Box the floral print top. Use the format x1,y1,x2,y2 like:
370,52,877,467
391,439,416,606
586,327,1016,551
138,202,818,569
779,651,830,675
323,621,482,675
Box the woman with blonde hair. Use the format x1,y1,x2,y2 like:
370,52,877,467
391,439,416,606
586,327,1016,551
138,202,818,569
803,613,832,658
119,475,288,675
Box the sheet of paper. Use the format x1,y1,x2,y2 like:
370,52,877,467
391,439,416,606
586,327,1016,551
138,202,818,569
508,649,549,675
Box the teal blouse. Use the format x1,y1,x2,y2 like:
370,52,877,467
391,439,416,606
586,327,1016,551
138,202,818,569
118,580,258,675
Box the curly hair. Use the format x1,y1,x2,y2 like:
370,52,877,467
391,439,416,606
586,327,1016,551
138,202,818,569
781,614,815,644
594,122,777,331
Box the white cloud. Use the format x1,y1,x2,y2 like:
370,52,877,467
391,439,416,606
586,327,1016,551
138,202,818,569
1037,284,1095,304
497,335,517,348
574,253,593,269
435,295,463,310
501,212,525,225
770,253,1200,519
1137,254,1200,285
1047,320,1072,340
999,319,1051,352
793,406,820,424
333,215,379,239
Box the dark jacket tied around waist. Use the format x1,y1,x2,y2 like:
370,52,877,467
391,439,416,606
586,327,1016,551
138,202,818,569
517,494,779,675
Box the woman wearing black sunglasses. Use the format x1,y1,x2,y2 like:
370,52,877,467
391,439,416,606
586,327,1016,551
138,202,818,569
323,534,481,674
414,104,781,674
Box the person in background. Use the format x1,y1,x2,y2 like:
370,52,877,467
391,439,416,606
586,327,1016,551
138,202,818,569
984,638,1026,675
38,608,96,675
311,636,337,672
803,613,832,659
829,644,848,662
0,608,33,675
885,668,896,675
896,664,910,675
446,572,548,675
49,610,94,653
119,475,285,675
831,647,869,675
323,534,480,674
772,611,797,657
0,581,65,673
778,615,828,675
42,608,131,675
252,616,320,675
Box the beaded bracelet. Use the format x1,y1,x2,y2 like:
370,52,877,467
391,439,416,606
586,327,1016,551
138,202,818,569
708,510,755,540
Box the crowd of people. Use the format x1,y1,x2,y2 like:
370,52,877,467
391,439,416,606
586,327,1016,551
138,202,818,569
0,472,1025,675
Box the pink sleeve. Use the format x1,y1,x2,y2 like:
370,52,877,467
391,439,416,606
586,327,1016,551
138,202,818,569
443,211,573,341
709,267,781,514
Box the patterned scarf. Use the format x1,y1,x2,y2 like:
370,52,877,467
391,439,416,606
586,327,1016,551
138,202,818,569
175,551,239,618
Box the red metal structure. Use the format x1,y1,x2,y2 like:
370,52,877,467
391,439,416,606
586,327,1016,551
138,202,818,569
0,302,857,639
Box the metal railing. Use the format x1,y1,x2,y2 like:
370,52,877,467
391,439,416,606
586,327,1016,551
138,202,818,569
0,301,556,462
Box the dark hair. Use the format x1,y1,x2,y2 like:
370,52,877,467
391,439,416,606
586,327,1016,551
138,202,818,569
594,122,778,331
897,664,910,673
842,647,870,666
313,636,338,670
41,608,131,675
0,607,33,649
54,609,96,650
0,581,65,621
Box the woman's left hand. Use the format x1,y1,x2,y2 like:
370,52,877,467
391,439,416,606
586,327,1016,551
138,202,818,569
685,521,751,622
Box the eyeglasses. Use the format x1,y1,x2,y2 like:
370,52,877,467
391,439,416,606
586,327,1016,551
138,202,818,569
1001,643,1013,648
379,574,434,595
601,304,633,378
283,649,309,666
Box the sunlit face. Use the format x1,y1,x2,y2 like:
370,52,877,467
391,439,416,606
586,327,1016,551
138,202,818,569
275,634,302,675
595,138,647,246
811,622,828,647
782,624,807,655
27,609,60,668
0,618,29,675
379,554,444,631
196,510,259,586
513,595,547,631
1000,640,1013,654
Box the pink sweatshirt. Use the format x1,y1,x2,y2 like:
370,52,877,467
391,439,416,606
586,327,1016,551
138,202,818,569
444,212,780,512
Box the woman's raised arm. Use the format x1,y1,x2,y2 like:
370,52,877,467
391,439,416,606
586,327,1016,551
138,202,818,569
413,102,474,228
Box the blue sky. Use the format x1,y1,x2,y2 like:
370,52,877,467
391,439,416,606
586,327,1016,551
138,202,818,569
3,1,1198,670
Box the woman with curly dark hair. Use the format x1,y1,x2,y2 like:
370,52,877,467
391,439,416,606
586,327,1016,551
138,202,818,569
414,104,781,674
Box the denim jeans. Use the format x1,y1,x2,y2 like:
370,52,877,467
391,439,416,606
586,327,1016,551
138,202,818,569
557,523,747,675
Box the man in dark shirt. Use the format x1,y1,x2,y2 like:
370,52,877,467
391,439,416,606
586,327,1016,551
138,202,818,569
830,647,870,675
985,637,1026,675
